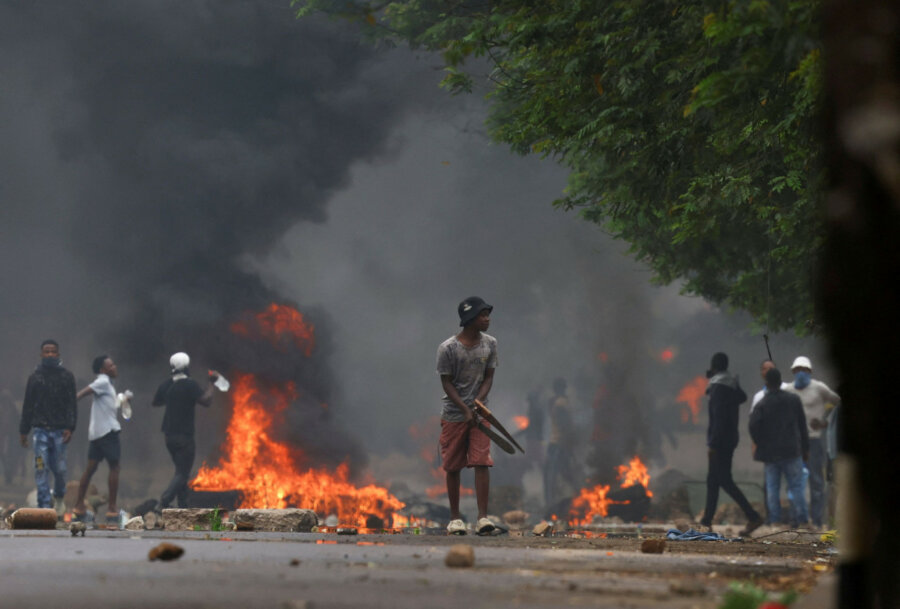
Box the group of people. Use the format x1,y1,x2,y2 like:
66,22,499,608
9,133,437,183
701,351,840,535
17,339,223,524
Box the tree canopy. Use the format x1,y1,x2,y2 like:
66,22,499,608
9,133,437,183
294,0,824,334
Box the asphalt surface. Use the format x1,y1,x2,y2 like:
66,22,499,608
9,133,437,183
0,528,833,609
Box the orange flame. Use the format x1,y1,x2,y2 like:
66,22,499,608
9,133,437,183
512,415,529,430
616,456,653,498
569,456,652,525
192,374,404,526
676,375,707,425
230,303,315,356
194,303,403,527
659,347,675,363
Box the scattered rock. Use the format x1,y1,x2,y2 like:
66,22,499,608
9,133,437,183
124,516,145,531
143,511,159,530
673,519,692,533
289,558,301,567
641,539,667,554
445,544,475,568
161,508,216,531
502,510,528,527
148,542,184,562
232,509,318,532
532,521,553,537
324,514,339,527
7,508,57,530
70,521,87,537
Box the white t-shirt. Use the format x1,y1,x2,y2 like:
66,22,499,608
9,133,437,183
784,379,840,439
88,374,121,441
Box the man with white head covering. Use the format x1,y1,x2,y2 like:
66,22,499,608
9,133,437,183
152,352,220,510
784,356,840,528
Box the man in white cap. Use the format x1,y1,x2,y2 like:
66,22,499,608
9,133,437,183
784,356,840,528
151,352,220,510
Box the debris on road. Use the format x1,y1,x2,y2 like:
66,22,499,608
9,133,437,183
149,542,185,562
232,508,318,532
6,508,57,530
502,510,528,528
640,539,667,554
70,521,87,537
445,544,475,568
666,528,740,542
124,516,144,531
532,521,552,536
162,508,217,531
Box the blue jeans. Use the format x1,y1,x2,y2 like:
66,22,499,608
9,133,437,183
807,438,827,526
765,457,808,525
32,428,67,508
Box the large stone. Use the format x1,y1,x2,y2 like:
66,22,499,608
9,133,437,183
232,509,318,532
445,544,475,568
161,508,217,531
7,508,57,529
124,516,145,531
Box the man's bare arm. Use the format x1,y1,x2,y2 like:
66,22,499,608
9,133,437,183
76,386,95,401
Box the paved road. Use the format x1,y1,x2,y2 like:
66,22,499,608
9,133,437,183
0,529,828,609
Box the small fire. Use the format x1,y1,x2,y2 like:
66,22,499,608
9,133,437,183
193,303,403,527
617,456,653,498
659,347,675,363
676,375,707,424
192,374,404,526
569,456,652,525
512,415,529,430
230,303,315,356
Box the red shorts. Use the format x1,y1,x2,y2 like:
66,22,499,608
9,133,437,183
440,420,493,472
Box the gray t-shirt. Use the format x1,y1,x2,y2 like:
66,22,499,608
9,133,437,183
88,374,121,441
436,333,498,422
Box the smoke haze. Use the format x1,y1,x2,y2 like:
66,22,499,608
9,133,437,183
0,1,828,502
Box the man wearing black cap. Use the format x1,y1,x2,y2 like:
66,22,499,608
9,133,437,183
436,296,498,536
700,352,764,536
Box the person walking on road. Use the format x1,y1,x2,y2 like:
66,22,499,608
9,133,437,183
436,296,498,536
700,352,763,536
19,339,77,513
73,355,130,524
152,352,219,510
750,367,810,527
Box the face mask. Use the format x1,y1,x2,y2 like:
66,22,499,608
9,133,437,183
41,357,61,368
794,371,811,389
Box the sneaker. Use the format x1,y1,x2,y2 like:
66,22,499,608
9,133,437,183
476,517,495,536
739,518,764,537
447,519,467,535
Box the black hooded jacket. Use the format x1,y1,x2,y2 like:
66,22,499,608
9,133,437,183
706,372,747,451
19,363,77,434
749,388,809,462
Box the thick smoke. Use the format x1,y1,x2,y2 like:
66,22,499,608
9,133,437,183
0,1,445,482
0,1,829,509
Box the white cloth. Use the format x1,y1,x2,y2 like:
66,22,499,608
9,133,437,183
750,382,791,412
88,374,121,441
784,379,840,438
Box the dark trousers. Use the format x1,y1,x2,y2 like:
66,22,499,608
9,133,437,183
702,446,760,525
160,434,195,509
